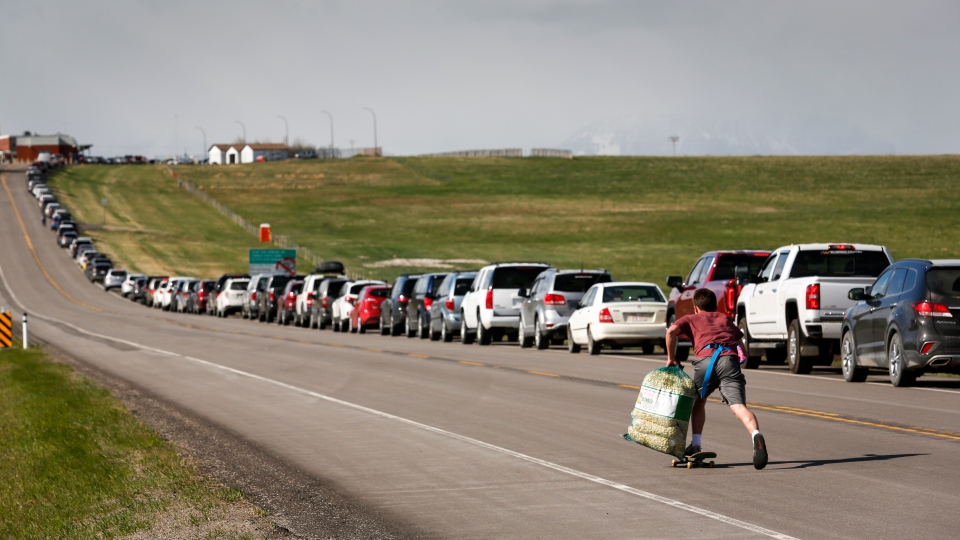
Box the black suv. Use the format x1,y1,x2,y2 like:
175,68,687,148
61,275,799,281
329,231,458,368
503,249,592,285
379,274,420,336
841,259,960,387
259,274,304,323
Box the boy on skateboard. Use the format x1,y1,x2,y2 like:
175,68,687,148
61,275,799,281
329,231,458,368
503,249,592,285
665,288,769,469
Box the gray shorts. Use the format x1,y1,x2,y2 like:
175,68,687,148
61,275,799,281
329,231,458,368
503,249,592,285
691,355,746,405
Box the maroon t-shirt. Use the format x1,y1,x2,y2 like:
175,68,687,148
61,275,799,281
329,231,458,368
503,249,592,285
673,311,743,358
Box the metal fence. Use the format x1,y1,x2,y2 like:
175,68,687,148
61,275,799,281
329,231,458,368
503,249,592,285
419,149,523,158
529,148,573,159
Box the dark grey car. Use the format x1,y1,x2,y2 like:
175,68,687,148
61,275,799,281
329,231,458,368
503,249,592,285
428,271,477,342
841,259,960,387
518,268,614,349
379,274,420,337
311,277,349,329
407,272,449,339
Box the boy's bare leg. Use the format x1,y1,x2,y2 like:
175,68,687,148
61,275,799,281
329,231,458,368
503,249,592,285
729,404,759,433
691,397,707,436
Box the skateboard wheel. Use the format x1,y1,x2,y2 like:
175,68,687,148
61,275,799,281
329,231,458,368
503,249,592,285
671,459,679,467
686,462,694,469
709,461,715,468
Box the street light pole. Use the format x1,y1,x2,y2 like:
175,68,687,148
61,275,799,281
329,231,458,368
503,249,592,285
234,120,246,142
277,115,288,147
363,107,378,156
321,110,334,151
195,126,206,165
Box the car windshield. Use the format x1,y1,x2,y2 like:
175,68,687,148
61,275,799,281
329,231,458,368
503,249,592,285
601,285,665,303
202,282,216,291
554,273,611,293
713,254,769,280
492,267,547,289
789,249,890,278
927,268,960,298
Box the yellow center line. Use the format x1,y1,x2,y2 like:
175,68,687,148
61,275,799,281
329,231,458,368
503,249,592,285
408,353,430,359
619,384,640,390
527,370,559,377
458,360,485,366
1,173,102,312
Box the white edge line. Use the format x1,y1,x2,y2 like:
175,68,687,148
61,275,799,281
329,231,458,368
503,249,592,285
0,264,796,540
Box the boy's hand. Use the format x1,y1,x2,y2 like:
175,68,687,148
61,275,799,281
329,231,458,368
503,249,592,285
666,357,681,367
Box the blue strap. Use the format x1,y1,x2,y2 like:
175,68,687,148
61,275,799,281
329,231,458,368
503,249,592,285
700,345,732,399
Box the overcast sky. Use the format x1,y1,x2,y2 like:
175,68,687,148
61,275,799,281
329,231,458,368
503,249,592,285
2,0,958,157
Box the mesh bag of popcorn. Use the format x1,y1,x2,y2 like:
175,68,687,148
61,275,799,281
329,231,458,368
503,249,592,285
622,366,696,459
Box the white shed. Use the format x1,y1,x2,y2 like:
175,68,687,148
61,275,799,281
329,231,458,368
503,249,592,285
208,144,235,165
241,144,288,163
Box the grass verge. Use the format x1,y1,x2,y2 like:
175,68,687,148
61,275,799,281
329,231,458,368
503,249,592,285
50,155,960,284
0,344,271,539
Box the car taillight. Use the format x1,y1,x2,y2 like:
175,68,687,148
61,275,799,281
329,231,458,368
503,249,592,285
322,297,328,309
445,298,455,311
398,294,408,304
424,297,433,311
805,284,820,310
544,293,565,306
485,289,493,310
598,307,613,323
913,301,952,318
347,295,356,305
829,244,856,251
251,291,257,302
920,342,937,355
724,279,737,313
269,291,275,302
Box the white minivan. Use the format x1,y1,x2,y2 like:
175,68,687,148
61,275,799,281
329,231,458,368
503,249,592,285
459,262,551,345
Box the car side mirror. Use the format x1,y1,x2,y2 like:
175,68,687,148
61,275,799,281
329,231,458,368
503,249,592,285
517,287,528,298
737,271,752,286
666,276,683,290
848,287,865,301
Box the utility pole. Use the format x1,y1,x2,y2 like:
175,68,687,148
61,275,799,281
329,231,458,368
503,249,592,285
321,110,334,153
363,107,378,156
669,135,680,156
277,115,289,147
234,120,246,142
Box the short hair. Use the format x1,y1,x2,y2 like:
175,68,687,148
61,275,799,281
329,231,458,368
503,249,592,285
693,288,717,312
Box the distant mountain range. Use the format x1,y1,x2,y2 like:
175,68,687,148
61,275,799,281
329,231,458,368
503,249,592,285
562,115,896,156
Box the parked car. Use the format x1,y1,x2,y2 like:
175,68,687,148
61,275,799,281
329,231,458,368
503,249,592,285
103,269,128,291
296,273,345,327
567,282,669,355
406,273,450,339
207,273,250,316
192,280,213,313
349,285,392,333
332,280,386,332
86,262,113,283
58,230,78,248
242,274,275,320
259,274,304,323
311,277,349,329
146,276,168,307
77,250,100,269
175,279,198,313
161,277,194,311
737,243,892,373
841,259,960,387
428,271,478,342
276,280,304,325
130,276,149,304
69,237,94,258
519,268,614,349
665,250,771,362
120,273,147,297
459,263,551,345
379,274,420,336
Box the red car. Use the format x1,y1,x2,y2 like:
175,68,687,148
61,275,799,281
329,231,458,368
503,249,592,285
666,250,771,360
350,285,392,333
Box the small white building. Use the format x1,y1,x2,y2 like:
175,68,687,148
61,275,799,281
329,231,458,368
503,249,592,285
208,144,233,165
241,143,288,163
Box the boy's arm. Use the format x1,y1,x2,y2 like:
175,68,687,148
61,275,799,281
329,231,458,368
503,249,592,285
665,324,683,366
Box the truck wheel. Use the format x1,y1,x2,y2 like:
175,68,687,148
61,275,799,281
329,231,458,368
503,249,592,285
461,318,474,345
477,319,491,346
441,322,453,342
379,316,389,335
737,316,763,369
518,315,533,348
787,319,814,374
888,333,916,387
841,331,868,382
534,318,549,350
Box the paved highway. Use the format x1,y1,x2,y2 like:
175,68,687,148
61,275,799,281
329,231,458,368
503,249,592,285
3,167,959,539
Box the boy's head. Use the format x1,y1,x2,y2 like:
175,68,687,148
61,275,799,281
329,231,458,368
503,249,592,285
693,288,718,312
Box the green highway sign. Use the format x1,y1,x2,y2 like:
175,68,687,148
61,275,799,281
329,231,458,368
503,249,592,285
249,249,297,276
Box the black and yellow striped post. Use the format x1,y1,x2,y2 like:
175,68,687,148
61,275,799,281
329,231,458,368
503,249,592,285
0,311,12,349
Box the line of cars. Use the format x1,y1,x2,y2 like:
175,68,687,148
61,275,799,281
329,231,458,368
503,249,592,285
666,246,960,387
106,259,672,357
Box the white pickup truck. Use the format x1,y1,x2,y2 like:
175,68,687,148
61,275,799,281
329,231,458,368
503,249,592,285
736,244,893,374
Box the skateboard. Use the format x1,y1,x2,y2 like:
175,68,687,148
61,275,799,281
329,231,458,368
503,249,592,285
671,451,717,469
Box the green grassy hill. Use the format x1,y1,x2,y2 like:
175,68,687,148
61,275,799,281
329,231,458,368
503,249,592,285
49,155,960,284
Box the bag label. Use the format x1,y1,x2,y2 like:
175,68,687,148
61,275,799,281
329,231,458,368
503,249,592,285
635,385,694,421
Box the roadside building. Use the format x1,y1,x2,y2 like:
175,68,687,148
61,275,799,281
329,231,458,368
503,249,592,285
3,132,79,163
241,143,288,163
208,144,234,165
